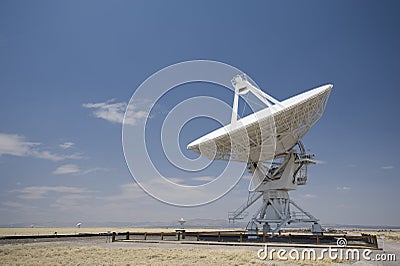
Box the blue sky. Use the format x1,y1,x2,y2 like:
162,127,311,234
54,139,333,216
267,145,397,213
0,0,399,227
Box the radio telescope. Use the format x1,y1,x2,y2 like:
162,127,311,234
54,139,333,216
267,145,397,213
187,74,332,235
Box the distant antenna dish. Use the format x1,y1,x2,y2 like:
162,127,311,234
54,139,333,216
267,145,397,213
188,74,332,235
76,222,82,228
178,218,186,228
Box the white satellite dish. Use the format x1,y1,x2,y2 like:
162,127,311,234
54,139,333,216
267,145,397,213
188,74,332,234
178,218,186,228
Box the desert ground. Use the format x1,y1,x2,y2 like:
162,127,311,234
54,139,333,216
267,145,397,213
0,228,399,266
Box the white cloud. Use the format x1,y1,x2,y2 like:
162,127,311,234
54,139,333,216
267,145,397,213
381,165,394,170
59,142,75,149
303,193,317,198
52,164,108,175
192,176,216,182
100,183,146,201
0,133,82,161
7,186,94,213
2,201,34,209
161,177,184,184
51,194,92,210
53,164,80,175
13,186,92,199
32,150,82,161
336,186,351,191
82,99,147,126
0,133,38,156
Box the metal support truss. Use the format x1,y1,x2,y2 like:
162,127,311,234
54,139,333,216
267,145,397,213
229,142,323,235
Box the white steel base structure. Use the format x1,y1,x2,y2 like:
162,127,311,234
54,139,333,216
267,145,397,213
229,142,323,235
247,190,322,235
255,191,321,234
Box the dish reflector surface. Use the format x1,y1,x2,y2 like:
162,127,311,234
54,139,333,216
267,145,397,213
187,84,332,163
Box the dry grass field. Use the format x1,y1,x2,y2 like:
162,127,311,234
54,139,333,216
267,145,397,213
1,228,399,265
0,246,348,266
353,229,400,242
0,246,254,266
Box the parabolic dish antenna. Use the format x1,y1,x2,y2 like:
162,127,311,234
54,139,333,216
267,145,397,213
188,74,332,234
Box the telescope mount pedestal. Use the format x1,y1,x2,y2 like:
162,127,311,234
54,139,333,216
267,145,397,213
229,143,323,235
249,189,322,235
